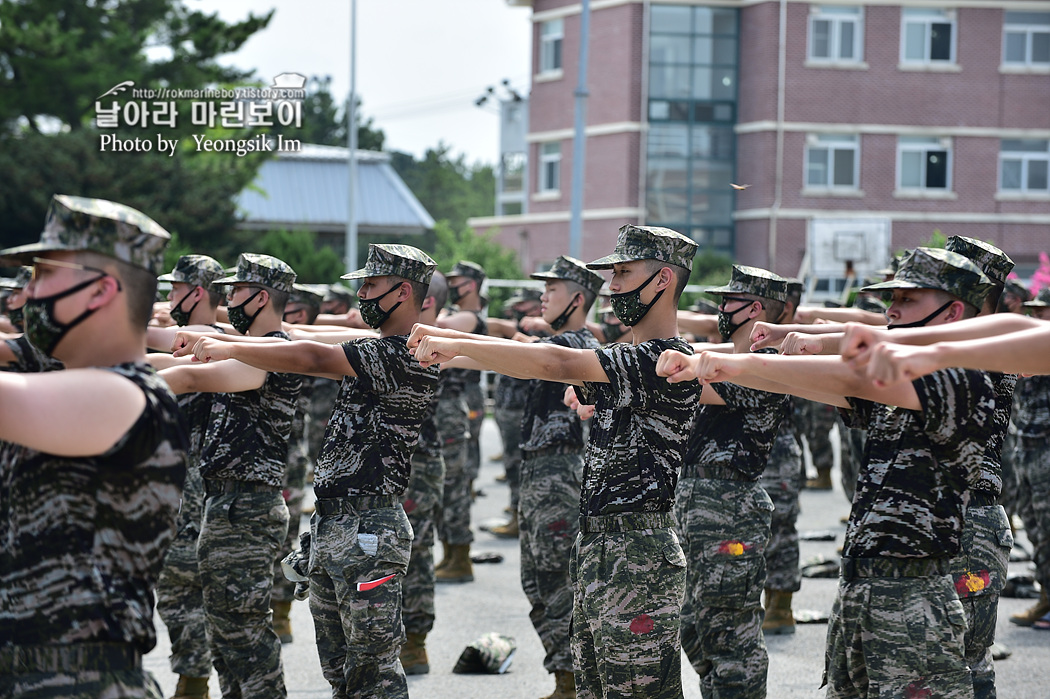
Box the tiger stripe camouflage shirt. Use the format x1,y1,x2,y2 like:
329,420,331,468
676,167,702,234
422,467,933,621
520,327,600,454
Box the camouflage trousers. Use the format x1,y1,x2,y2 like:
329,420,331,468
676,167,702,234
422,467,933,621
950,504,1012,699
156,524,212,677
464,382,485,480
1015,436,1050,591
495,407,525,511
0,644,163,699
998,432,1019,518
823,567,972,699
760,465,802,594
839,425,865,503
519,450,583,674
675,477,773,699
198,490,289,699
802,400,837,475
570,513,687,699
273,452,308,604
438,437,473,546
308,503,413,699
402,450,445,636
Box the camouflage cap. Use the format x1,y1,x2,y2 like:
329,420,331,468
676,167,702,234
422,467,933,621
1023,287,1050,308
704,265,789,303
446,260,486,284
0,266,32,289
945,236,1014,285
290,283,327,308
505,287,543,306
1004,279,1031,302
854,294,889,314
786,278,804,299
342,243,436,285
213,253,297,293
688,298,719,314
862,247,993,310
324,282,355,303
452,632,517,675
0,194,171,275
530,255,606,296
158,254,225,289
587,224,698,272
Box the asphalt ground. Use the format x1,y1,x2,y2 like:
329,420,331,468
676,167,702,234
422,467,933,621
145,418,1050,698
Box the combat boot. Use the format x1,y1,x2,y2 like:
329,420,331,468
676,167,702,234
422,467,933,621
272,600,293,643
400,632,430,675
806,469,833,490
1010,588,1050,626
170,675,210,699
762,589,796,635
490,512,519,538
435,539,452,572
541,670,576,699
435,544,474,583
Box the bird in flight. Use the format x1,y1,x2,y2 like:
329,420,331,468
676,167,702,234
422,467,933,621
730,183,751,190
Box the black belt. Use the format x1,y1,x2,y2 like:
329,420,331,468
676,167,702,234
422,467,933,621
840,557,950,582
580,511,676,533
315,495,398,516
0,643,140,674
968,491,999,508
204,478,280,498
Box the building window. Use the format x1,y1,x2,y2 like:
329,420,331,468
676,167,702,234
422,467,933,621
898,136,951,190
809,6,864,63
539,142,561,193
806,134,859,189
901,8,956,65
540,19,563,74
1000,139,1050,193
1003,12,1050,66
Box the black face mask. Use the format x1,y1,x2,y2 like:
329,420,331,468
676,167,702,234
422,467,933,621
888,300,954,330
610,269,664,327
359,282,403,329
548,294,580,332
717,304,752,342
601,320,627,343
23,276,104,357
448,282,470,306
227,289,264,335
169,290,200,327
6,303,23,331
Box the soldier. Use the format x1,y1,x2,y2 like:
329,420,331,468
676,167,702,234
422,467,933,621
151,254,226,699
271,283,327,644
399,271,450,675
0,266,65,373
410,224,701,699
488,286,544,538
0,194,188,698
435,260,489,582
0,266,30,333
759,279,806,637
675,265,791,698
661,247,998,698
179,244,439,699
159,253,302,699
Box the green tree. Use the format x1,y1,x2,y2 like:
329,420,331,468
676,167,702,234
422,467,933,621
431,221,523,315
390,144,495,232
276,76,385,151
253,229,344,284
680,250,735,309
0,0,272,131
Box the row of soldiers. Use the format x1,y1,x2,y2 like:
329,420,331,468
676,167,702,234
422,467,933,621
1,194,1047,699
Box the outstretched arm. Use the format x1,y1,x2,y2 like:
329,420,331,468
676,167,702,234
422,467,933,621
176,336,353,381
411,334,607,385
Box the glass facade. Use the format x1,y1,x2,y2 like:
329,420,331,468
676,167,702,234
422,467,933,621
647,4,739,255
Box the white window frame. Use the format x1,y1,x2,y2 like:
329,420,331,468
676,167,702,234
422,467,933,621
539,19,564,75
539,141,561,193
808,6,864,63
999,139,1050,193
1003,12,1050,67
897,136,952,191
805,133,860,190
900,8,957,65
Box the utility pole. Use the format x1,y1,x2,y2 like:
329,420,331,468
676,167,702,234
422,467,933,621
568,0,591,260
345,0,359,273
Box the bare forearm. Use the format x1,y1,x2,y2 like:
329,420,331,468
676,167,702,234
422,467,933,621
452,337,598,384
795,307,887,325
933,331,1050,375
227,340,344,376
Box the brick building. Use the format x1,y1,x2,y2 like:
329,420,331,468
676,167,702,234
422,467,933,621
470,0,1050,286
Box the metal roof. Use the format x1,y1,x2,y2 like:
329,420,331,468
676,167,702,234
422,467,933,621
236,144,435,234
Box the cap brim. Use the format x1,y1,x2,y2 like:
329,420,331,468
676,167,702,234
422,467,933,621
860,279,924,293
585,253,640,270
1023,301,1049,308
340,267,379,280
0,241,76,266
529,271,563,281
0,279,21,289
211,274,252,286
702,283,735,295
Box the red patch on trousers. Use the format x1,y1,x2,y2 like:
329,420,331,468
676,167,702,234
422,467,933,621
954,570,990,597
547,519,568,534
629,614,654,635
402,498,417,514
905,681,932,698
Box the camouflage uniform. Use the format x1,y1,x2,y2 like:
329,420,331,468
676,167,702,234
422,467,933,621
567,224,700,699
494,374,530,511
824,249,996,699
801,399,836,480
519,299,601,676
1012,374,1050,596
760,396,805,594
2,334,63,373
272,377,314,605
0,195,188,698
307,244,438,699
198,254,302,699
436,371,472,546
402,382,445,636
446,261,489,483
155,255,226,679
